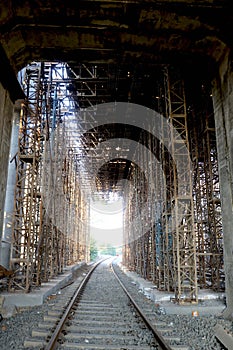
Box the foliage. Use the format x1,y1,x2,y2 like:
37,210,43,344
90,237,98,261
99,243,117,256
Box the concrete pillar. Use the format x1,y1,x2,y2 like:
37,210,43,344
0,101,21,269
0,83,15,243
212,51,233,319
0,47,24,270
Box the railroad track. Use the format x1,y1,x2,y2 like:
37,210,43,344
25,258,189,350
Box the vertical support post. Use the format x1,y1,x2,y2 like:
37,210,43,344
0,100,22,269
9,63,43,291
164,66,198,303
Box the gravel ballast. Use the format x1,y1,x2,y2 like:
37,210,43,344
0,258,231,350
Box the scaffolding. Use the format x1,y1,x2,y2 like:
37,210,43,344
9,64,44,291
190,86,224,291
123,67,198,303
163,67,197,302
9,62,89,291
6,61,224,298
122,66,224,303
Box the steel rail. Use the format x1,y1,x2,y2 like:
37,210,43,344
44,257,173,350
111,260,174,350
43,258,108,350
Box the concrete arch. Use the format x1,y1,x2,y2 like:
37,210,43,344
0,1,231,72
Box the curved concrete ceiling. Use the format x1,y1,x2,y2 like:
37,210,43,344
0,0,232,72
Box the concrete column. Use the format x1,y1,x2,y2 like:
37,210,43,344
212,51,233,319
0,101,21,269
0,48,24,265
0,83,14,243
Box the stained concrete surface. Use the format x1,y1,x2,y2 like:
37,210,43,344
0,262,85,311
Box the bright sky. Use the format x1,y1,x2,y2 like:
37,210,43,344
90,195,124,247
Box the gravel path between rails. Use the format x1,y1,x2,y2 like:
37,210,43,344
56,260,158,349
114,261,230,350
0,259,231,350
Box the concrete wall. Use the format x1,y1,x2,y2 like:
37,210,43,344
0,83,14,241
212,51,233,318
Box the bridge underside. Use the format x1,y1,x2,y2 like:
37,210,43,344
0,1,232,313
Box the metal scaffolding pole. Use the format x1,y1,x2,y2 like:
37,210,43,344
160,83,174,292
163,67,198,303
9,63,44,291
8,62,90,292
190,95,224,291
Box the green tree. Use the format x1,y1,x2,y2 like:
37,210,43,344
90,237,98,261
99,244,116,256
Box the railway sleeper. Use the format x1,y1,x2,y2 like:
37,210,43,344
59,344,155,349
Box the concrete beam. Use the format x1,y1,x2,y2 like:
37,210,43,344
0,45,24,102
0,1,231,71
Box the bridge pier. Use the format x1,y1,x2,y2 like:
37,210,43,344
0,52,24,274
0,101,21,269
212,51,233,318
0,84,15,239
